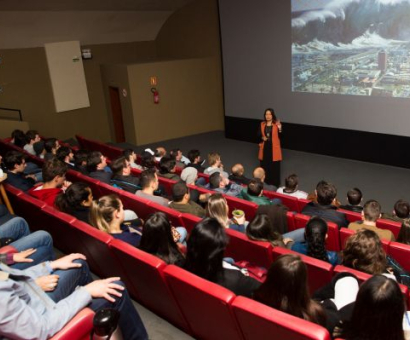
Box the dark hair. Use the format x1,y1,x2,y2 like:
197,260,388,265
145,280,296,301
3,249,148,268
110,156,127,176
139,212,184,265
56,146,72,163
122,149,135,161
246,214,283,246
342,229,387,275
87,151,103,172
209,172,223,189
159,156,176,174
394,199,410,219
363,200,381,222
55,182,91,213
184,217,228,282
316,180,337,206
139,169,157,189
248,178,263,197
342,275,405,340
264,108,277,122
74,149,90,168
170,148,181,160
33,141,45,156
172,181,189,202
284,174,299,191
25,130,39,144
4,151,25,170
44,138,58,153
347,188,362,205
140,151,156,170
305,217,329,262
187,149,200,163
42,159,68,183
397,219,410,245
254,254,326,326
12,129,26,148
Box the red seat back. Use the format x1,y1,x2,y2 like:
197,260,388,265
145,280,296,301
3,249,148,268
297,199,311,212
376,219,401,239
225,195,258,221
50,308,94,340
286,212,296,231
181,213,202,234
76,135,123,160
338,209,361,223
232,296,331,340
163,265,244,340
263,191,300,212
388,241,410,273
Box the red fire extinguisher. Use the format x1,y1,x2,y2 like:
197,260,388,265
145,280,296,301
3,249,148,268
151,88,159,104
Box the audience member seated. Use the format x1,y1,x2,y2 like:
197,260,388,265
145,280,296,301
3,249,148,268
276,173,308,199
397,219,410,245
154,147,167,162
184,217,261,297
339,275,405,340
28,159,71,206
208,172,242,197
123,148,140,169
204,152,229,178
383,199,410,223
185,149,205,173
73,149,90,174
10,129,26,148
228,163,251,185
241,178,276,205
339,187,363,212
140,151,157,171
302,180,349,228
0,253,148,340
169,148,187,168
56,146,75,168
252,167,277,192
44,138,60,161
4,151,37,191
110,156,140,193
33,140,47,159
135,169,169,207
180,166,198,185
348,200,395,241
87,151,111,184
169,182,206,218
291,217,340,265
158,156,180,181
23,130,41,155
139,212,185,266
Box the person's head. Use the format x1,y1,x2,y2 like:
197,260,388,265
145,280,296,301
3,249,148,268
231,164,244,177
56,146,74,163
89,194,124,233
55,182,93,213
209,172,225,189
344,275,405,340
123,149,137,163
184,217,228,282
264,108,277,123
110,156,131,177
206,193,229,228
139,169,158,191
347,187,363,206
393,199,410,219
11,129,26,148
170,148,182,162
362,200,381,222
172,181,189,203
253,167,266,183
342,229,387,275
254,254,324,324
140,151,156,169
180,167,198,185
284,174,299,191
397,219,410,245
207,152,221,167
74,149,89,168
246,214,281,245
33,141,46,157
4,151,26,173
247,178,264,197
315,180,337,206
42,159,68,185
87,151,107,172
305,217,329,263
187,149,201,164
154,147,166,159
159,156,176,175
25,130,40,145
44,138,60,154
139,212,183,265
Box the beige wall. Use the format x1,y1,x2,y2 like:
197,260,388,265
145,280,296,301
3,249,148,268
127,58,223,145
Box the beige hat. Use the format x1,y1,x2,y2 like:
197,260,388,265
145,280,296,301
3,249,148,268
181,167,198,185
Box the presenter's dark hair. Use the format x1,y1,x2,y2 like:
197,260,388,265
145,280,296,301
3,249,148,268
264,108,277,122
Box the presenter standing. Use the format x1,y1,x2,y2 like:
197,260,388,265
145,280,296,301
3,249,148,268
258,108,282,187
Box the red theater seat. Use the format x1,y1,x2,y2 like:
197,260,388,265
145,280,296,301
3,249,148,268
263,191,300,212
163,265,244,340
337,209,361,223
180,213,201,234
225,195,258,221
50,308,94,340
297,198,311,212
388,241,410,273
232,296,331,340
376,219,401,239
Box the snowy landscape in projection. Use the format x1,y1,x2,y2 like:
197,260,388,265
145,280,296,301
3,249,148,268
292,0,410,97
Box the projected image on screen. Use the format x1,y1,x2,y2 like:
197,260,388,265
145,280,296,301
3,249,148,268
292,0,410,97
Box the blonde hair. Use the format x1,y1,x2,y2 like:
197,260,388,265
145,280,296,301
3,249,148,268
90,194,121,233
207,152,221,166
206,193,229,228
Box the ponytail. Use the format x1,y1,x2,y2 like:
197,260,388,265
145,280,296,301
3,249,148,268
305,217,329,263
89,194,121,233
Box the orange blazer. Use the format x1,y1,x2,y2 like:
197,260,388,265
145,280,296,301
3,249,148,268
258,121,282,161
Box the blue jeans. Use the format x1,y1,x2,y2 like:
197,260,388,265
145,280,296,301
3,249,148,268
283,228,305,243
0,217,30,240
48,260,148,340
